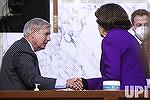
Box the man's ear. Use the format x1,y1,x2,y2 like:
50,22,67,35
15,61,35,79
30,33,35,38
131,24,136,30
30,27,37,38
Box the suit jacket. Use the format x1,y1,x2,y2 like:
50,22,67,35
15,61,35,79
0,38,56,90
86,28,147,90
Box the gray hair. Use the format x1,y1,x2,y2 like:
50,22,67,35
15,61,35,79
23,18,50,37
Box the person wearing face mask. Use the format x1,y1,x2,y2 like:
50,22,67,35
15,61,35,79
128,9,149,44
128,9,150,80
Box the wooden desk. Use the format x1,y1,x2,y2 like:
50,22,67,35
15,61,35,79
0,90,149,100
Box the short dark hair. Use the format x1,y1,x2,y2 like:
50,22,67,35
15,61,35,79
95,3,131,31
131,9,149,24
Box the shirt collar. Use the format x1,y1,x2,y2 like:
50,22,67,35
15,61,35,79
24,37,34,52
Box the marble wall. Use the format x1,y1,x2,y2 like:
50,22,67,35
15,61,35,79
1,1,149,81
0,33,2,66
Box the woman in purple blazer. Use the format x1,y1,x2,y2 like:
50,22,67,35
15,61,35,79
82,3,147,90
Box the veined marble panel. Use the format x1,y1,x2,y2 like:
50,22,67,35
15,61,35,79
0,33,3,67
1,1,148,80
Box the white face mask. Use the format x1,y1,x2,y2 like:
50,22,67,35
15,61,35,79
134,26,149,41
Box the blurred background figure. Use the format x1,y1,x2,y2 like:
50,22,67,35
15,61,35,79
144,14,150,86
128,9,149,45
128,9,150,79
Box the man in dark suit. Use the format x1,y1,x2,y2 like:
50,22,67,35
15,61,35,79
0,18,82,90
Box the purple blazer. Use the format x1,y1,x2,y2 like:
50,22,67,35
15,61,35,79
87,28,147,90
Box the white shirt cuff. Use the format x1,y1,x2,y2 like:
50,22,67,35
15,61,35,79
55,79,66,89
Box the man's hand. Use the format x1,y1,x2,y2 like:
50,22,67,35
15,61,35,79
66,78,83,90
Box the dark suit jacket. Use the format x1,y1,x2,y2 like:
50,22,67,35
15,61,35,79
0,38,56,90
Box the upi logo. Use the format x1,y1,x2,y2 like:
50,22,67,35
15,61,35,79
125,86,149,98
